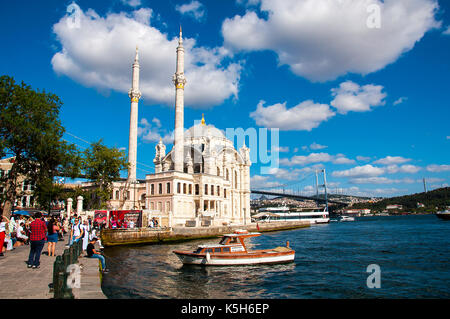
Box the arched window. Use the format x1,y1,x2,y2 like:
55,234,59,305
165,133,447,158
189,184,192,195
167,182,171,194
177,182,181,193
195,184,199,195
217,186,220,196
205,184,208,195
115,190,120,200
224,189,227,198
159,183,162,194
151,184,155,195
141,194,146,201
226,169,229,181
183,183,187,194
217,167,220,176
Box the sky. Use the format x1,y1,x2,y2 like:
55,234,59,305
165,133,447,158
1,0,449,198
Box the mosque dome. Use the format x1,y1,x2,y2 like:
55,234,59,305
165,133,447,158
184,114,225,140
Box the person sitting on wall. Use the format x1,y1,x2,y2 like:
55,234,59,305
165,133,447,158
16,221,29,245
86,237,109,273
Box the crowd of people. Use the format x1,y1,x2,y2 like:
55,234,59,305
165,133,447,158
0,212,108,273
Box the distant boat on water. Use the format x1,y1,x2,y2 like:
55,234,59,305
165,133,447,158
254,206,329,224
436,210,450,220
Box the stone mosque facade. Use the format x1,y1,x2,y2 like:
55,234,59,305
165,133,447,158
106,28,251,227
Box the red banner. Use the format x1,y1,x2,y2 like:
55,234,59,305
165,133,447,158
109,210,142,229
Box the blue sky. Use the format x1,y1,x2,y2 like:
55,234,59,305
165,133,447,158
1,0,449,198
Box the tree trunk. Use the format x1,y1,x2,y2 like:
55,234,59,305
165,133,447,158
2,200,12,219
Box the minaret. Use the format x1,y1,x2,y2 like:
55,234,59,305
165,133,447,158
127,46,141,181
172,27,187,172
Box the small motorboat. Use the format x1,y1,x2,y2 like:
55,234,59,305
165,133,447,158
436,210,450,220
340,216,355,222
173,230,295,266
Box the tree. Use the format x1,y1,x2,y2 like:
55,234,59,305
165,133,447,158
0,75,81,218
82,139,128,209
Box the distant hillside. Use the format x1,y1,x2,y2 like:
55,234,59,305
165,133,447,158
351,187,450,212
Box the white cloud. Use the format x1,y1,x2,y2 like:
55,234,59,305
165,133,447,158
373,156,411,165
385,164,421,174
138,117,173,144
273,146,289,153
175,1,206,21
236,0,261,7
222,0,440,82
333,156,356,165
443,26,450,35
426,164,450,172
330,81,387,114
280,152,334,166
309,142,327,150
51,5,241,108
121,0,142,7
250,175,282,188
332,164,385,178
349,177,416,184
280,153,356,167
250,100,335,131
357,156,372,162
393,97,408,105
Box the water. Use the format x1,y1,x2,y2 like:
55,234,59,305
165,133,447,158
101,215,450,298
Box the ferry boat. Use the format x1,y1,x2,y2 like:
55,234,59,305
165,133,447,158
255,206,329,224
436,210,450,220
173,230,295,266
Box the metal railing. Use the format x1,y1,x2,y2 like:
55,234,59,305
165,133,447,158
52,240,83,299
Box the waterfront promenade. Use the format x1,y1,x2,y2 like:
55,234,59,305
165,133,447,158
0,237,105,299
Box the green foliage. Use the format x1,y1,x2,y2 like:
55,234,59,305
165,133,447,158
81,139,128,209
351,187,450,212
0,75,81,216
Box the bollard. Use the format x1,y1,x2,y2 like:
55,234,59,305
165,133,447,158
53,256,63,299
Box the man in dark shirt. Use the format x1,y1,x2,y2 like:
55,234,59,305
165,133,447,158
87,237,108,273
27,212,47,269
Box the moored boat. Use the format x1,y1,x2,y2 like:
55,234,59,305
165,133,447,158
436,210,450,220
173,230,295,266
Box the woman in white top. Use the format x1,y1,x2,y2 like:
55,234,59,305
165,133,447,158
82,220,90,251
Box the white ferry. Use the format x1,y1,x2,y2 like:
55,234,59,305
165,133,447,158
254,206,329,224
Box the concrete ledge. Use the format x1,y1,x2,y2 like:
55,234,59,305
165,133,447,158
101,221,309,247
72,256,107,299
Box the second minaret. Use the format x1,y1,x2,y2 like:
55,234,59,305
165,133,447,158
127,47,141,181
172,27,187,172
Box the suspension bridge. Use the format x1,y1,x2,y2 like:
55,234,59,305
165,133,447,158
250,169,350,207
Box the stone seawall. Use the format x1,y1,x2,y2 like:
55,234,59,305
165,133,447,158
100,221,310,247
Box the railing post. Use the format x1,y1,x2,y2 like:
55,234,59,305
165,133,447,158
53,256,64,299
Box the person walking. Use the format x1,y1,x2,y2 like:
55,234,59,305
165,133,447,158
81,219,90,251
27,212,47,269
46,217,59,257
69,217,84,246
0,215,10,257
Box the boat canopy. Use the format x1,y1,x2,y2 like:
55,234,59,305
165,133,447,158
221,232,261,238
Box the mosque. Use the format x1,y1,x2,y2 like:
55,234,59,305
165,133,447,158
106,28,251,227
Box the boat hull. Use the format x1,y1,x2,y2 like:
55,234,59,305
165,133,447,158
436,213,450,220
174,251,295,266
